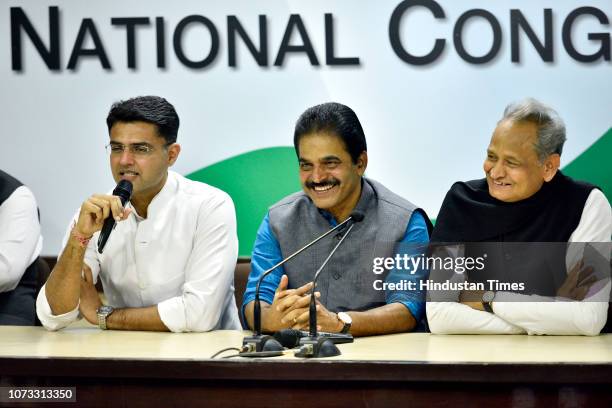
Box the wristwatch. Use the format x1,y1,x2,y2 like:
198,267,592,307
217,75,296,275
482,291,495,313
96,305,114,330
337,312,352,334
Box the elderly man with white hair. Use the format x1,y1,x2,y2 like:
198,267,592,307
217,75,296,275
426,98,611,336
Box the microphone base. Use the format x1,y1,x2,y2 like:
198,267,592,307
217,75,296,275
295,336,341,358
301,330,354,344
242,335,283,353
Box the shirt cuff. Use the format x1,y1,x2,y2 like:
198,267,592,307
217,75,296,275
157,297,187,333
35,284,80,331
393,299,423,321
240,294,256,329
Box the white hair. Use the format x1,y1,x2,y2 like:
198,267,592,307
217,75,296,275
501,98,566,162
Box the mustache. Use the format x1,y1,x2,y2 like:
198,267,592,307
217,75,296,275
305,179,340,189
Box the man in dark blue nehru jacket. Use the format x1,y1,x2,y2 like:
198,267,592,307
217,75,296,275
242,102,432,336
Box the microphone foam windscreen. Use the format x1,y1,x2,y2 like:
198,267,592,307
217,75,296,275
114,180,133,201
273,329,301,348
350,211,365,222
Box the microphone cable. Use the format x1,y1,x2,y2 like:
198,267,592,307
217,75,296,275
210,346,248,359
210,345,288,359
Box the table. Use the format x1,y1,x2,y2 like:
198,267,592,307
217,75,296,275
1,324,611,407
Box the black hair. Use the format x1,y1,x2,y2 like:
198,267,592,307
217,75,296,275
293,102,367,163
106,96,179,144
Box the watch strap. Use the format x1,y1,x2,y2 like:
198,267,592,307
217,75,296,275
97,306,114,330
98,313,108,330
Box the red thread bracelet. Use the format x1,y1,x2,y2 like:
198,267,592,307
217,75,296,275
71,223,93,248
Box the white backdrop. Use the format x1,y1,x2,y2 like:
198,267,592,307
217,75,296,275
1,0,610,255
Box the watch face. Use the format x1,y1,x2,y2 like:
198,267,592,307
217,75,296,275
338,312,352,324
483,291,495,303
98,305,113,315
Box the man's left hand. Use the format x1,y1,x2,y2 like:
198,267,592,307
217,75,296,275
79,264,103,325
292,301,343,332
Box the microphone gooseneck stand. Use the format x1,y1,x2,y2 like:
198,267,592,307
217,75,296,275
295,222,358,358
242,214,360,354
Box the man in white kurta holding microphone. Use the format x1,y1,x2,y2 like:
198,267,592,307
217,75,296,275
37,96,241,332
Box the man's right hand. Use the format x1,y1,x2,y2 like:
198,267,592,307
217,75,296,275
74,194,131,237
46,194,130,317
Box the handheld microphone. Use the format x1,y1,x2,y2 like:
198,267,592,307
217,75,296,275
97,180,133,253
242,211,363,354
296,211,364,358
